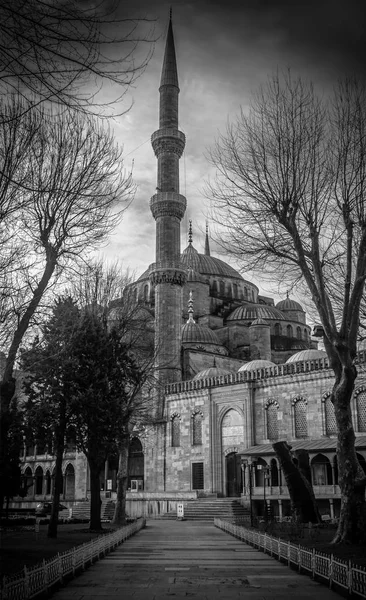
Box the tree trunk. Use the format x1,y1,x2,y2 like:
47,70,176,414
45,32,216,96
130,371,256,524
273,441,321,523
88,460,102,531
112,434,130,526
294,449,322,522
47,444,63,538
0,378,16,516
332,365,366,544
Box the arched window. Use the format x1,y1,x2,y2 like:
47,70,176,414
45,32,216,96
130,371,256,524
64,463,75,499
244,287,248,298
45,470,52,495
24,467,34,497
171,414,181,447
270,458,279,486
219,281,225,296
304,328,308,340
192,411,203,445
35,466,43,495
134,287,138,303
356,389,366,432
211,280,217,295
274,323,282,336
311,454,332,485
143,284,149,302
296,326,302,340
293,397,308,438
287,324,293,338
323,394,337,435
266,402,279,441
233,283,238,298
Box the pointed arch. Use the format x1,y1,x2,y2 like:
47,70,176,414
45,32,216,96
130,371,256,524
170,413,181,447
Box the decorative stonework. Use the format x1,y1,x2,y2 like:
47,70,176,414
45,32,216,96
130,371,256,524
150,268,187,287
291,395,308,406
150,193,187,220
265,399,279,409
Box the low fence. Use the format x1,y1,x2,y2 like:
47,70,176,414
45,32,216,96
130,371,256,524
215,518,366,598
1,518,146,600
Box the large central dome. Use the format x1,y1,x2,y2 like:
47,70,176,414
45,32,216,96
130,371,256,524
181,243,243,279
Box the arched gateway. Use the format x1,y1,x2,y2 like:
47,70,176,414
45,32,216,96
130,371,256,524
222,409,245,497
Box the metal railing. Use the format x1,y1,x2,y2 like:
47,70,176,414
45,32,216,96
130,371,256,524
215,518,366,598
1,519,146,600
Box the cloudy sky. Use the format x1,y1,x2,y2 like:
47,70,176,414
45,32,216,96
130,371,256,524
100,0,366,296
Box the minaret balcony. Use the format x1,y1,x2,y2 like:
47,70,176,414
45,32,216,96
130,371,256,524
151,128,186,158
150,192,187,220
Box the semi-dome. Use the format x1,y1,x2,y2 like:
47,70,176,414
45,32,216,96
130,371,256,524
286,349,327,363
181,243,243,280
227,303,285,322
238,359,276,372
276,297,304,312
193,366,232,380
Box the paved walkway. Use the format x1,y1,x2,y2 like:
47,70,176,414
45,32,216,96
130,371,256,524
52,520,342,600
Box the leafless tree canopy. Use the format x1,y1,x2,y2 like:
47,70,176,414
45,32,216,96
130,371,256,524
208,75,366,358
0,98,133,382
0,0,154,117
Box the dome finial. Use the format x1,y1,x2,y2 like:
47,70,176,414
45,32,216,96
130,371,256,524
204,221,211,256
169,5,172,20
286,290,289,299
188,220,193,245
187,290,195,323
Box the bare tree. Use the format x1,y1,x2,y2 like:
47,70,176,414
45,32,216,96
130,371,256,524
0,0,154,117
69,259,156,525
0,106,133,512
208,74,366,544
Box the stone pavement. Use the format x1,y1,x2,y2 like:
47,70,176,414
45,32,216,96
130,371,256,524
51,520,342,600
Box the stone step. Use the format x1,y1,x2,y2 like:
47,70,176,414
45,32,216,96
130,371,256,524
158,499,250,521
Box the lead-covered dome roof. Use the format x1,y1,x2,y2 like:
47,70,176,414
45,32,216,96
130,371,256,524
181,244,243,280
286,349,327,363
182,320,221,345
238,359,276,372
227,303,285,322
276,297,304,311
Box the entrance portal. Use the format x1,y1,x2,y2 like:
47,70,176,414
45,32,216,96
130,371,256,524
226,452,242,497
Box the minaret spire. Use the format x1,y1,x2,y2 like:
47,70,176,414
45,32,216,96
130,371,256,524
204,221,210,256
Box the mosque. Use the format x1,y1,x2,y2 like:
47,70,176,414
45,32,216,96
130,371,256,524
16,16,366,521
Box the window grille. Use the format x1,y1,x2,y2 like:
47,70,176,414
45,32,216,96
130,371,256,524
294,399,308,438
267,403,278,440
324,396,337,435
287,324,293,337
192,462,204,489
192,413,202,445
171,416,180,447
357,391,366,432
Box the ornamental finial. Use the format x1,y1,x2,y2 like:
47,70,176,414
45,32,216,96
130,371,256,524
187,290,195,323
188,220,193,245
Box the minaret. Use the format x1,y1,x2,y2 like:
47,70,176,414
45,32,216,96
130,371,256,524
150,13,186,416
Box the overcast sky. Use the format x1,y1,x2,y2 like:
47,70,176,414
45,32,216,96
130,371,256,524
100,0,366,297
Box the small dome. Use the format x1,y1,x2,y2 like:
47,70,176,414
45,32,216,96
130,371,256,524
276,297,304,312
193,366,232,380
250,318,270,326
238,359,276,372
182,321,221,346
227,303,285,322
187,267,206,284
286,349,327,363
